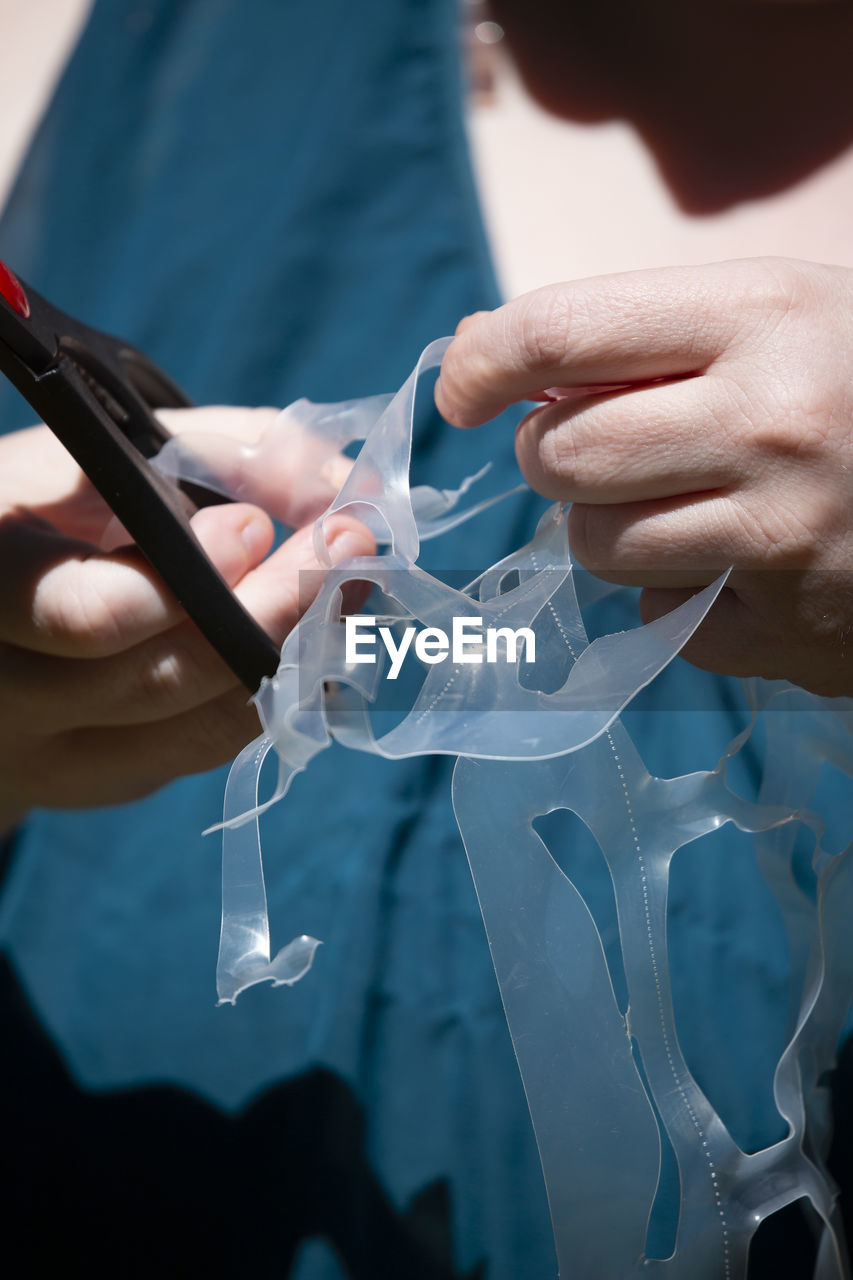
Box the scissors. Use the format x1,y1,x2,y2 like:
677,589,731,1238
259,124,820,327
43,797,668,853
0,259,280,691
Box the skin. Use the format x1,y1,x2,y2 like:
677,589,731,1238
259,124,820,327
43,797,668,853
436,256,853,697
0,407,374,831
487,0,853,213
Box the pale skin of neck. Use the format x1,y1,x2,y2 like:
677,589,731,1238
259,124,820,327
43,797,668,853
467,41,853,296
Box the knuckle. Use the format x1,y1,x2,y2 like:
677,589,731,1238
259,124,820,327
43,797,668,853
34,562,125,655
536,417,599,497
134,640,195,711
124,629,236,726
729,257,811,347
725,495,804,562
713,372,784,460
519,398,631,501
537,421,576,489
728,487,832,566
720,368,831,468
744,256,802,306
510,287,573,372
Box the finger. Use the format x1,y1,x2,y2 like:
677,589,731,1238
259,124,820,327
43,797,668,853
0,514,374,731
0,619,233,733
568,495,735,587
636,577,848,694
0,501,274,657
156,405,281,441
156,404,356,528
29,524,375,806
0,423,86,505
568,465,823,584
637,586,769,679
0,424,117,541
435,261,779,428
514,377,742,505
232,514,375,644
34,685,266,809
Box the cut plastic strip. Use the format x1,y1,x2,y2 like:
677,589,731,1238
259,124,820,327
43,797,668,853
162,341,853,1277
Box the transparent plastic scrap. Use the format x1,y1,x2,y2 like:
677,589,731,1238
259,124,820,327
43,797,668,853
165,339,853,1278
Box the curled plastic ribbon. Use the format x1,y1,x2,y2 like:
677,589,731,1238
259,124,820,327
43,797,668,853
160,339,853,1278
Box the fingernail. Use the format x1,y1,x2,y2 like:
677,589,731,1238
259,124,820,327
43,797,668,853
240,514,271,558
320,454,354,491
328,527,370,564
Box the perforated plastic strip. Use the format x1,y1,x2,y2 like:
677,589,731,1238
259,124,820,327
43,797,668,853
166,341,853,1277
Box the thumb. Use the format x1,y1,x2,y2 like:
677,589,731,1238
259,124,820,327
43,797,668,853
188,501,275,587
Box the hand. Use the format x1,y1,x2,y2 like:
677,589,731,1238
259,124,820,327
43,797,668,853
436,257,853,697
0,409,374,830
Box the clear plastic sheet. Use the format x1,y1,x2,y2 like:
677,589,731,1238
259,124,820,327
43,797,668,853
165,340,853,1277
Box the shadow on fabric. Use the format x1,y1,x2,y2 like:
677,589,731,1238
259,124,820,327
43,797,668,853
0,954,484,1279
0,947,850,1278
